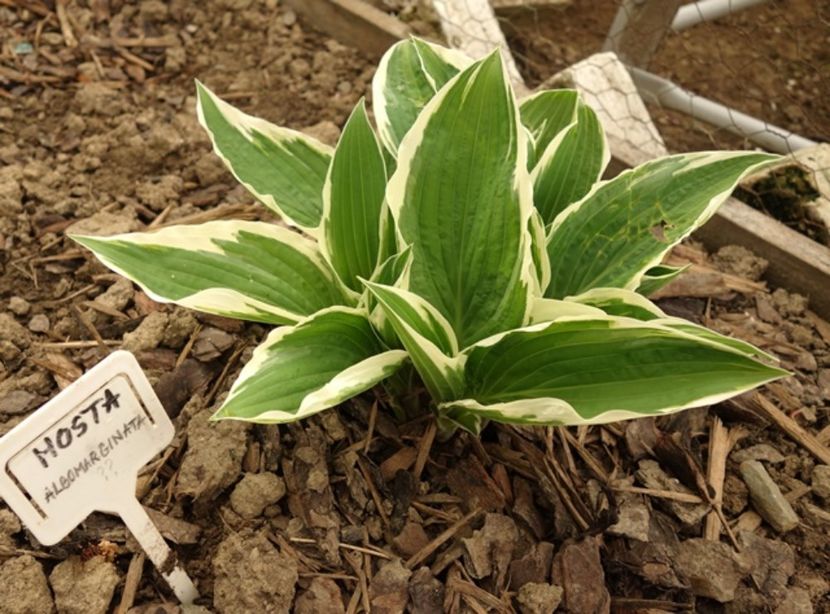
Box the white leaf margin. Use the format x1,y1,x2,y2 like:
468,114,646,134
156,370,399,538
215,306,409,423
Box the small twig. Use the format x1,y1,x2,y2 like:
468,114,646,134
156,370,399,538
704,415,729,541
34,340,121,349
406,509,481,569
413,420,437,482
363,400,378,454
356,456,390,529
611,485,704,504
72,305,111,356
114,553,145,614
55,0,78,47
752,393,830,465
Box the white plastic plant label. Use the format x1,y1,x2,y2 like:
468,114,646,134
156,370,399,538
0,350,198,604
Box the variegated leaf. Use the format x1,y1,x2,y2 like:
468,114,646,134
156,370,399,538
532,101,609,225
196,81,331,230
72,221,350,325
440,316,787,427
322,99,388,291
545,151,778,298
519,89,579,168
636,264,688,296
387,52,536,348
215,307,408,422
372,38,471,155
362,281,464,401
568,287,777,361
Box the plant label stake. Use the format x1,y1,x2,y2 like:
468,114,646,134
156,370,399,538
0,351,199,604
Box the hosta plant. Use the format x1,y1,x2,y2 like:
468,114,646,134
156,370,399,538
73,39,787,434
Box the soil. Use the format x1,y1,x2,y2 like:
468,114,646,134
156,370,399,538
500,0,830,153
1,1,830,613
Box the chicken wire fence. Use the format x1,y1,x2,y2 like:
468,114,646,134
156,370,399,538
384,0,830,244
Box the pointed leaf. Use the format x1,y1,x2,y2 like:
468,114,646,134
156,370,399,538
215,308,408,422
196,82,331,230
569,287,776,361
372,38,471,155
519,89,579,168
532,102,609,224
363,281,464,401
443,316,787,425
636,264,688,296
528,209,551,294
322,100,388,291
545,151,778,298
72,221,350,325
387,52,536,348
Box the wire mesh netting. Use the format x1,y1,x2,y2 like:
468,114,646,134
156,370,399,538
380,0,830,246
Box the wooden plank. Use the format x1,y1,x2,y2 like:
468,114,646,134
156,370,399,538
602,0,684,68
283,0,410,60
695,197,830,318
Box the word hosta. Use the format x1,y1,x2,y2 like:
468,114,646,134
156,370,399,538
74,39,786,434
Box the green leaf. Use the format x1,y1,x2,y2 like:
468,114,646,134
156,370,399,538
636,264,688,296
215,308,408,422
372,38,471,155
569,287,777,361
387,52,536,348
71,221,350,325
362,280,464,401
196,81,331,230
528,209,551,294
532,102,609,225
322,99,388,291
545,151,779,299
441,316,787,426
519,89,579,168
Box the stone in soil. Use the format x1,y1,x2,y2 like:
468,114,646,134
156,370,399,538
774,587,814,614
408,567,444,614
516,582,564,614
461,513,518,584
447,455,506,512
294,577,345,614
369,559,411,614
0,508,21,548
176,407,249,502
738,531,794,604
213,531,298,614
674,538,749,603
607,492,650,541
229,471,286,519
811,464,830,498
122,311,169,353
191,327,235,361
732,443,786,464
635,459,708,525
0,389,40,416
392,521,429,557
50,555,121,614
27,313,50,333
509,542,554,590
740,460,800,532
93,278,133,313
711,245,768,281
551,536,611,614
8,296,29,315
0,555,54,614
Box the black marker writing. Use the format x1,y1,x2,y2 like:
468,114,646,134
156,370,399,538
32,387,121,469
